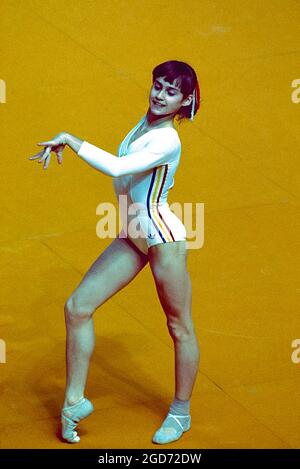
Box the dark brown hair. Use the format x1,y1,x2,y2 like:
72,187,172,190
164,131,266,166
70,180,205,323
152,60,201,124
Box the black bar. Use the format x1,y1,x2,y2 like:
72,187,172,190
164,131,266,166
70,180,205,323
0,449,300,466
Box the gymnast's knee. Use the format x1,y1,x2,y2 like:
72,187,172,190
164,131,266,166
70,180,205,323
64,296,95,323
167,317,195,342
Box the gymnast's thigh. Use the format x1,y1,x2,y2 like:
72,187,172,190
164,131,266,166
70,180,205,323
66,233,149,312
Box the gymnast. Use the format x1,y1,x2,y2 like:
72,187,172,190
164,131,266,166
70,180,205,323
29,60,201,445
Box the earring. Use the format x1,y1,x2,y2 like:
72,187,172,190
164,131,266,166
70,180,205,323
190,89,196,121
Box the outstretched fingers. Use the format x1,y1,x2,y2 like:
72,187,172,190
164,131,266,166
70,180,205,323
29,144,64,168
28,150,44,160
28,146,52,169
37,146,51,163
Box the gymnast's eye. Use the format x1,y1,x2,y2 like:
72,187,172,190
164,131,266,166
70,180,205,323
154,83,177,96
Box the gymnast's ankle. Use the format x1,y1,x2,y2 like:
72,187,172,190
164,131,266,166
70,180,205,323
63,395,84,408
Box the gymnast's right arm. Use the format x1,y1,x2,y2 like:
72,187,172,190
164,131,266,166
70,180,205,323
29,130,177,175
66,131,177,177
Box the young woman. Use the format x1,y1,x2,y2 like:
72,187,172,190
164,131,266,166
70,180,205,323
29,60,201,445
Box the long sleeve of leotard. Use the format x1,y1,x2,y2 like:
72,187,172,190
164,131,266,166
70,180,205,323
76,129,178,177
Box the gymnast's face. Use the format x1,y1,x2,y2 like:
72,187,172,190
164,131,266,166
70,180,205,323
149,76,192,118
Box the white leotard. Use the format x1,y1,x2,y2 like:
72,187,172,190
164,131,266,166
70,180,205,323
77,114,187,254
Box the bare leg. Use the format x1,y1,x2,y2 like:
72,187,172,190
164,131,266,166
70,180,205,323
173,273,199,401
63,305,95,407
63,236,148,408
148,241,200,443
149,241,200,400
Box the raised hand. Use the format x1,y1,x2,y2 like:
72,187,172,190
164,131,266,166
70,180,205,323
28,132,68,169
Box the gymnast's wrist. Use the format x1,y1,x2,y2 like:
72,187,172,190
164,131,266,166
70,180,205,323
65,132,83,153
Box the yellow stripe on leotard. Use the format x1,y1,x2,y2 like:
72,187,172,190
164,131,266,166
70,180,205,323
150,165,174,242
